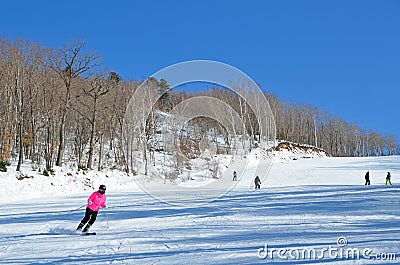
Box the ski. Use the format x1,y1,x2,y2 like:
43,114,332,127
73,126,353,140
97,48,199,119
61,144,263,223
82,232,96,235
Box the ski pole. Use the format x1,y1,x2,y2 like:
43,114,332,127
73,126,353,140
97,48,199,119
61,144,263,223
67,204,86,214
104,207,110,228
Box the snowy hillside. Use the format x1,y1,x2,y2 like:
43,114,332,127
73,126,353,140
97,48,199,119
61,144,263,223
0,155,399,264
0,141,326,203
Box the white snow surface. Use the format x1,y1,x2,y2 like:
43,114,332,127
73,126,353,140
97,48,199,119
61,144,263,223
0,152,399,264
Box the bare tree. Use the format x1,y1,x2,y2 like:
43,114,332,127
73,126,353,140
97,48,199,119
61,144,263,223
75,73,109,169
47,40,100,166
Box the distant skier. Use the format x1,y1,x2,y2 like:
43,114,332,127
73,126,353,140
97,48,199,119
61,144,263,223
254,176,261,189
233,171,237,181
76,184,107,233
386,172,392,185
365,171,370,185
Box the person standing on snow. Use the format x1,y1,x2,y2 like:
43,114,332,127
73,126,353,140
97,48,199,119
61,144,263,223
386,172,392,185
233,171,237,181
76,184,107,233
365,171,370,185
254,176,261,190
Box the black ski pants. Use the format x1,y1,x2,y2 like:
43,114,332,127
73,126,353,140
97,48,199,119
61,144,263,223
81,207,98,226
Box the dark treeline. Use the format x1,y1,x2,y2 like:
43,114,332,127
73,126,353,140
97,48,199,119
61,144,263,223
0,37,398,172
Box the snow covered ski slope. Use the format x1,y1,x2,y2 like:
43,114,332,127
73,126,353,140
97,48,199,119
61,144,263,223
0,156,399,264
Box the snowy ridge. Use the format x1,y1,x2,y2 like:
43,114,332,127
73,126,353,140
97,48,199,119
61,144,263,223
0,142,308,203
272,140,328,161
0,145,397,205
0,165,140,203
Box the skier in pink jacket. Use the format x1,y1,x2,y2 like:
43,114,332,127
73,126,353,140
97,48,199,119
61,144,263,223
76,184,107,233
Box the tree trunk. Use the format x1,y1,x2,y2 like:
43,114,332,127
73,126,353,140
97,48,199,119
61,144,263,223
16,67,24,171
87,119,95,169
16,121,23,171
314,118,318,147
56,114,66,166
98,133,103,171
143,137,148,175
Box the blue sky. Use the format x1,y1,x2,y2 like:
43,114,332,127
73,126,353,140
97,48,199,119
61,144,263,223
1,0,399,139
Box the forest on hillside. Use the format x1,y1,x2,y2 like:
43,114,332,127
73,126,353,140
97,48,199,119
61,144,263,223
0,37,398,173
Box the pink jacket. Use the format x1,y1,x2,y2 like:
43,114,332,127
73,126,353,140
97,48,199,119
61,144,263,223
87,191,106,212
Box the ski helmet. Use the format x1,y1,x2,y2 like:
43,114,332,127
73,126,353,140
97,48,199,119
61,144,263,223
99,184,106,194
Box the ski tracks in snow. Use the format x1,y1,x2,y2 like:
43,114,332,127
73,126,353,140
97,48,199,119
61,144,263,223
0,184,399,264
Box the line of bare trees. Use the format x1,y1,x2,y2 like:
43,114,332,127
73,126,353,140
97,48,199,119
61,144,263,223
199,87,399,157
0,36,398,173
267,93,399,156
184,88,399,157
